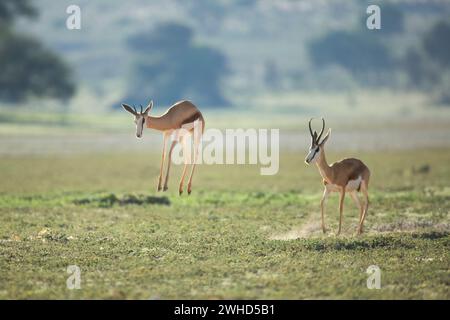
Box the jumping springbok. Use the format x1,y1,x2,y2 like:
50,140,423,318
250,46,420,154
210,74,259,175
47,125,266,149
122,100,205,195
304,118,370,235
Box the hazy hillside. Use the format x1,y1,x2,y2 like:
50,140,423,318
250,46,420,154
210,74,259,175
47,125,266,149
8,0,450,114
20,2,446,85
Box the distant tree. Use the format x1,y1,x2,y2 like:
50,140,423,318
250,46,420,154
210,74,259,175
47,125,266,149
127,23,193,52
403,49,429,88
0,0,75,104
422,21,450,68
0,31,75,102
421,21,450,105
122,23,229,108
308,31,393,84
401,21,450,105
0,0,37,25
403,22,450,87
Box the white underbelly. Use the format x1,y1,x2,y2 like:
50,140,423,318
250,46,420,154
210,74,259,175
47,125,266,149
327,176,362,192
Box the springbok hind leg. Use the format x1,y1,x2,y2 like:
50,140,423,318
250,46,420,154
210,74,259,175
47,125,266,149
350,192,364,229
178,135,190,195
358,182,369,235
187,131,201,195
337,187,346,235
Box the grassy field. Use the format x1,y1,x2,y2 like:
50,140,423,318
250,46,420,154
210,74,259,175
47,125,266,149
0,148,449,299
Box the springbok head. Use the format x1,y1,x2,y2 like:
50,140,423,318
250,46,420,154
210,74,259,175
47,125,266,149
305,118,331,165
121,100,153,138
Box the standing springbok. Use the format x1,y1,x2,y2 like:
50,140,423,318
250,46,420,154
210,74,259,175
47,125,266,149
304,118,370,235
122,100,205,195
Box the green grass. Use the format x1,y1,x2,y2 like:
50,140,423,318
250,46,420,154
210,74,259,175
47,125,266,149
0,150,449,299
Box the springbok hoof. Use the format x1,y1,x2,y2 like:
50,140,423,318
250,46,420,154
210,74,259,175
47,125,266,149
188,189,192,195
179,190,183,196
157,186,162,192
163,186,168,192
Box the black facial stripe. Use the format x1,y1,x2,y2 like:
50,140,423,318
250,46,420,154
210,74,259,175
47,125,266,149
136,117,145,134
310,149,318,160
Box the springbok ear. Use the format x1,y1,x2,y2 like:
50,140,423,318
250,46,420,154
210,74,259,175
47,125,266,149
122,103,136,115
144,100,153,114
319,128,331,146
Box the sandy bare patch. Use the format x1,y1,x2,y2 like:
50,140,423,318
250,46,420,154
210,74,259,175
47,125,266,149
269,220,450,240
269,215,323,240
373,221,450,233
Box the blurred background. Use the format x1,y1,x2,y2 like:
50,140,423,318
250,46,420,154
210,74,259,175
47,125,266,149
1,0,450,154
2,1,450,300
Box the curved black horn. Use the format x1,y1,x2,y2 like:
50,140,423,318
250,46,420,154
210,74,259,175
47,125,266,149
308,118,314,138
140,104,143,114
316,118,325,143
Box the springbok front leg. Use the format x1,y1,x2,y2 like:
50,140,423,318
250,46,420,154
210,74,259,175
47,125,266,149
358,182,369,235
157,132,170,191
320,188,330,234
163,139,178,191
337,187,346,235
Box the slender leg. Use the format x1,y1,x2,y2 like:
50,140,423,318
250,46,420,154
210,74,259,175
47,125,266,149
157,133,169,191
178,135,190,195
320,188,330,234
350,191,364,223
338,187,346,235
358,182,369,235
163,140,177,191
186,130,202,195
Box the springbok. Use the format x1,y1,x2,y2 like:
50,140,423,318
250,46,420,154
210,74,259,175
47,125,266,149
122,100,205,195
304,118,370,235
